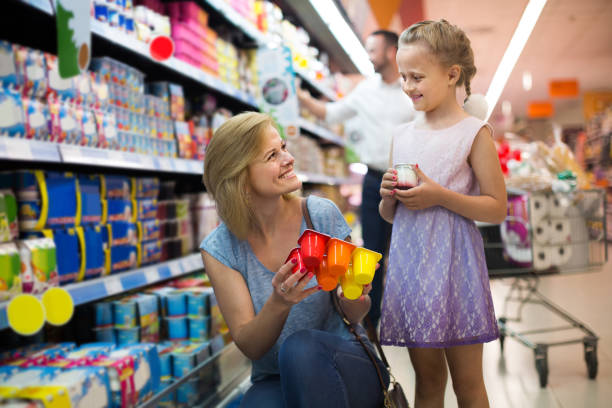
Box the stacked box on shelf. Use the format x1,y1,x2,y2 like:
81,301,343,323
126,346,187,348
134,177,161,266
103,175,138,274
167,1,219,75
0,40,113,148
0,341,162,407
216,38,240,89
94,0,136,38
0,186,23,301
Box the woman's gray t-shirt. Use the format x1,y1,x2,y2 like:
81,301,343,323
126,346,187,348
200,195,354,382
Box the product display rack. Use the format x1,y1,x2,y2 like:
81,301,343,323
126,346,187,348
0,253,203,331
1,1,359,405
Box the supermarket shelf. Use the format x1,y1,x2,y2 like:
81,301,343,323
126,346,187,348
15,0,258,108
0,253,203,331
297,172,351,185
138,340,250,408
0,138,203,174
298,118,345,146
90,20,258,108
295,68,337,102
202,0,270,46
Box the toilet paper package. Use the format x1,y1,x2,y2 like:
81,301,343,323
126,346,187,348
548,219,570,244
532,219,550,245
532,245,552,271
528,194,549,223
549,245,572,267
548,193,570,218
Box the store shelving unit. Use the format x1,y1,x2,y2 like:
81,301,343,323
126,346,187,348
0,138,203,174
1,1,359,404
0,253,203,331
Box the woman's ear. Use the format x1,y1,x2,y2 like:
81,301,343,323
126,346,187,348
448,65,461,86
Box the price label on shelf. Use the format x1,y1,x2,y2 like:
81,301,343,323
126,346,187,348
144,267,160,283
169,262,182,276
104,279,123,296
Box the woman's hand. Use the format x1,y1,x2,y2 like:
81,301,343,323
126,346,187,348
271,259,320,305
380,168,398,203
395,166,443,210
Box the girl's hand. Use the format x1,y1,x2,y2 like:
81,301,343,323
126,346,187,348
395,166,443,210
271,259,320,305
337,283,372,302
380,168,398,203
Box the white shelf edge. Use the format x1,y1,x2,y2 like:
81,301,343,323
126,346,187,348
0,253,203,331
203,0,271,46
298,118,345,146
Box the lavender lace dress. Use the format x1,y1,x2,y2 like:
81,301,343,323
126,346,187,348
380,116,499,348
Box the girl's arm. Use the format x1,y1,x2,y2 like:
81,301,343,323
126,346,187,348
379,141,398,223
396,126,507,223
336,284,372,324
201,251,318,360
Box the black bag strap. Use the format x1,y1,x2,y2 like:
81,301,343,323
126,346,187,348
300,197,391,403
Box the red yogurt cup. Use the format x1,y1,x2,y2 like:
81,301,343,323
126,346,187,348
285,247,305,274
297,229,330,269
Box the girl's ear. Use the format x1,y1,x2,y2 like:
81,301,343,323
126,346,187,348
448,65,461,86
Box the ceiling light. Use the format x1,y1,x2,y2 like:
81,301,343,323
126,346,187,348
485,0,547,119
522,71,533,91
309,0,374,75
502,100,512,116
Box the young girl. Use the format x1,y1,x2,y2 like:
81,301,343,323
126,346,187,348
378,20,507,407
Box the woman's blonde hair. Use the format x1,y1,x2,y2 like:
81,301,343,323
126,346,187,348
399,19,476,100
203,111,275,240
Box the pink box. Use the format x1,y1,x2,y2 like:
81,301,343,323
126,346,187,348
175,53,202,69
170,20,207,44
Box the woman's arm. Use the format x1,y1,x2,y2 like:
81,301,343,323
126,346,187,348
395,127,507,224
202,251,317,360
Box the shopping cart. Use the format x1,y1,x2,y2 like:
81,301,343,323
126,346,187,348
478,188,606,387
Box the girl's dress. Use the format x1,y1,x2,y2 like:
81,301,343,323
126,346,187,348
380,116,500,347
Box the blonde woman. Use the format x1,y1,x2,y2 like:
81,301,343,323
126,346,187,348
200,112,388,408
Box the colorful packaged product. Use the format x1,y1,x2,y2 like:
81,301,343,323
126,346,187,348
17,237,58,294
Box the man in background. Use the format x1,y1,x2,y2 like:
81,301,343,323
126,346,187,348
297,30,415,337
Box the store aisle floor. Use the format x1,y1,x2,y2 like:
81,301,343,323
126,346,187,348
383,260,612,407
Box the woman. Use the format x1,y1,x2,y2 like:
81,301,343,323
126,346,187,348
200,112,389,407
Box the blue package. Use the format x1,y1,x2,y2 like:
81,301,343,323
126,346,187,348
107,199,133,223
188,317,210,342
124,343,161,396
94,3,108,22
17,171,78,230
176,378,199,405
47,366,112,408
93,326,115,343
23,96,50,141
156,343,174,381
187,289,211,317
139,239,161,266
110,244,137,273
79,176,102,224
48,227,82,284
165,316,188,340
83,225,105,279
171,342,210,378
136,198,157,220
94,301,114,326
113,297,137,328
109,220,136,246
77,342,115,354
158,379,176,407
137,219,159,241
116,327,140,346
0,41,19,88
14,46,47,99
0,88,26,138
104,175,132,199
165,291,187,316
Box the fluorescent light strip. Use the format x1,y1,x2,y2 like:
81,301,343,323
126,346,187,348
485,0,547,119
309,0,374,75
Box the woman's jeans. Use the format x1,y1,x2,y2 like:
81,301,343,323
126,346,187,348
240,329,389,408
